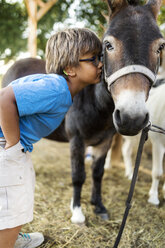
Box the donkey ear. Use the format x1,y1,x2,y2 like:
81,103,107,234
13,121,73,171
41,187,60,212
107,0,128,18
146,0,162,19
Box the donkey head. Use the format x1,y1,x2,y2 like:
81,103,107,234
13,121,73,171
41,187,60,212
103,0,165,135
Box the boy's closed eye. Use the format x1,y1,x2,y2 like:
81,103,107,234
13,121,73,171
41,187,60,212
79,55,103,67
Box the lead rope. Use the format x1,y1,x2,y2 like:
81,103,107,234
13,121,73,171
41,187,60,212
113,125,149,248
113,122,165,248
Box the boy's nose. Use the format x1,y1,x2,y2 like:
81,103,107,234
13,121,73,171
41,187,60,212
98,61,103,68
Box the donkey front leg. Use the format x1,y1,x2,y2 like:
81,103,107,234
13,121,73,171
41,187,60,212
91,154,109,220
70,135,86,224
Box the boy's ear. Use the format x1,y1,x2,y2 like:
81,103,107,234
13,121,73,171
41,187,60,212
64,67,76,77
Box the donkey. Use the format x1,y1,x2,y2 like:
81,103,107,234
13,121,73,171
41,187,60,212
2,0,164,224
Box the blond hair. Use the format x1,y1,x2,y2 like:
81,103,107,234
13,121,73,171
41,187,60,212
45,28,102,75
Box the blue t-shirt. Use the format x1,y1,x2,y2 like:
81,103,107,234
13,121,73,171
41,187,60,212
0,74,72,152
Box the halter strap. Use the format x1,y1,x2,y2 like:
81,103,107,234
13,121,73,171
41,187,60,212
105,65,156,91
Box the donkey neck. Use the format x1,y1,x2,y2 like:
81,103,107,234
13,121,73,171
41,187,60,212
95,81,114,111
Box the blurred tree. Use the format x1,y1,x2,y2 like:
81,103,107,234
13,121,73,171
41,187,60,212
0,0,164,61
25,0,61,57
158,3,165,72
73,0,165,37
158,5,165,33
0,0,74,61
0,0,27,61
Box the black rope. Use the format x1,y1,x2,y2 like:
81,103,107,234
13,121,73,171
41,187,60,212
149,124,165,135
113,125,150,248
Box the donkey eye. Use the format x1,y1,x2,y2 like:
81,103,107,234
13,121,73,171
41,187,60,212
157,43,165,54
105,41,114,51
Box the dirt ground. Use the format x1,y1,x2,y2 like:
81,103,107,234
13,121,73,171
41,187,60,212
21,138,165,248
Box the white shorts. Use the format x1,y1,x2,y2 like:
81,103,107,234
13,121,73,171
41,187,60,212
0,141,35,230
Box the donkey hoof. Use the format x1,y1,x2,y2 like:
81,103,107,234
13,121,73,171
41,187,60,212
125,172,133,180
98,212,109,221
94,206,109,220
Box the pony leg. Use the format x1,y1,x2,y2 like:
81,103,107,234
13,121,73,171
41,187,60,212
104,133,123,170
122,137,134,179
161,145,165,200
148,143,164,205
91,154,109,220
162,181,165,200
69,135,86,224
85,146,94,166
104,148,112,170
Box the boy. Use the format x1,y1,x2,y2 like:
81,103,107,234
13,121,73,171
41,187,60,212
0,28,103,248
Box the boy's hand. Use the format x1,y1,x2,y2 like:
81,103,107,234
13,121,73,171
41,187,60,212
5,142,18,150
0,86,20,148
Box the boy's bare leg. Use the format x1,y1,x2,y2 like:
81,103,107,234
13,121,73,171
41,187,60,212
0,225,22,248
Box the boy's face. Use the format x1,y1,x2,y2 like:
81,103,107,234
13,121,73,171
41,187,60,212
75,53,103,86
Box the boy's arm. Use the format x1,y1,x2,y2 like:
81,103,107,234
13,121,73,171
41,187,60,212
0,86,20,149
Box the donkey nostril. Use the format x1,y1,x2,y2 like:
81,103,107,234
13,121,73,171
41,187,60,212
114,109,121,125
